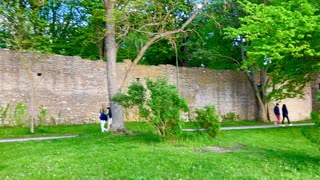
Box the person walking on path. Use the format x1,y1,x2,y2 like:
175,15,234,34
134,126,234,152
281,104,291,125
99,108,108,132
274,103,280,125
107,106,113,131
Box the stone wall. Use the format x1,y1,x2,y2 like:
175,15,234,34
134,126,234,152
0,49,318,124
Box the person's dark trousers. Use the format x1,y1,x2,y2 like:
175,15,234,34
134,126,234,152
282,116,290,124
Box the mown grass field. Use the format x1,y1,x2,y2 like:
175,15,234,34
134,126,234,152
0,122,319,179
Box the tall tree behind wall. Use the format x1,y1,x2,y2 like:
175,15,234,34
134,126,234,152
0,0,106,60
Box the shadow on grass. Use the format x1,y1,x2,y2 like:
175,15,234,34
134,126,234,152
247,145,320,169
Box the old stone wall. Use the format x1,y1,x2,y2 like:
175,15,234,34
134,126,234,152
0,49,318,124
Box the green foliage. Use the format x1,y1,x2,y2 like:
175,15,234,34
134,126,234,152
225,0,320,101
303,90,320,147
144,78,189,137
49,116,57,126
0,104,11,126
310,111,319,120
316,90,320,126
112,81,146,119
0,0,105,60
38,105,47,126
13,103,28,127
221,112,240,122
113,78,189,138
318,90,320,105
195,105,220,138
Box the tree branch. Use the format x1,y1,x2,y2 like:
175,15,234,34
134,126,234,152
119,4,207,91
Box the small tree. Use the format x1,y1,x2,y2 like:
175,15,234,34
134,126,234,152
113,78,189,137
195,105,220,138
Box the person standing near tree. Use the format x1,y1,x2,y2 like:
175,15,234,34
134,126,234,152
273,103,280,125
107,106,112,131
99,107,108,132
281,104,291,125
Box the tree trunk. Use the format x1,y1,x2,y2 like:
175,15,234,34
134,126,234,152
240,40,268,122
245,71,268,122
104,0,125,131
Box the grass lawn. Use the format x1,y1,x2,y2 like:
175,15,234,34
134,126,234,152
0,122,319,179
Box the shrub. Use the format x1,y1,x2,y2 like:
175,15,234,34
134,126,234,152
221,112,240,122
0,103,11,126
13,103,28,126
113,78,189,138
143,78,189,137
310,111,319,120
195,105,220,138
38,105,47,126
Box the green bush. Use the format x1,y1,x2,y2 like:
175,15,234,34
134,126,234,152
0,103,11,126
113,78,189,138
310,111,319,120
13,103,28,127
310,111,319,126
38,105,47,126
144,78,189,137
221,112,240,122
195,105,220,138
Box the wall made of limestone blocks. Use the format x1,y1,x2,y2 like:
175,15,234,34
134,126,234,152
0,50,107,124
0,49,317,124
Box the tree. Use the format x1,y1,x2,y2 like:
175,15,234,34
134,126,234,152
103,0,207,131
225,0,320,121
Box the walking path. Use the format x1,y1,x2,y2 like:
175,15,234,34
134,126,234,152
182,123,315,131
0,135,77,143
0,123,316,143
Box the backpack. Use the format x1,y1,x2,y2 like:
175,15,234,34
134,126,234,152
100,112,108,120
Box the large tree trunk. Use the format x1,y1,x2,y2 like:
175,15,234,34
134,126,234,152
245,71,269,122
240,39,268,122
104,0,125,131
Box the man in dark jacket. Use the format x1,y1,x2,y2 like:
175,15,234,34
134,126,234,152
273,103,280,125
107,106,112,131
281,104,291,125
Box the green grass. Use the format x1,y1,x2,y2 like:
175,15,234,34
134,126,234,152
0,122,319,179
0,124,98,138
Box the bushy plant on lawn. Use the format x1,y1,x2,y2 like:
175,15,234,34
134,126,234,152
143,78,189,137
195,105,220,138
221,112,240,122
38,105,47,126
13,103,28,127
0,103,11,126
113,78,189,138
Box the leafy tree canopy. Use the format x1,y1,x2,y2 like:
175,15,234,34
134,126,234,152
225,0,320,100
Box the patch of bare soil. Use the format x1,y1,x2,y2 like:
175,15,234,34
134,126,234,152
197,143,247,153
